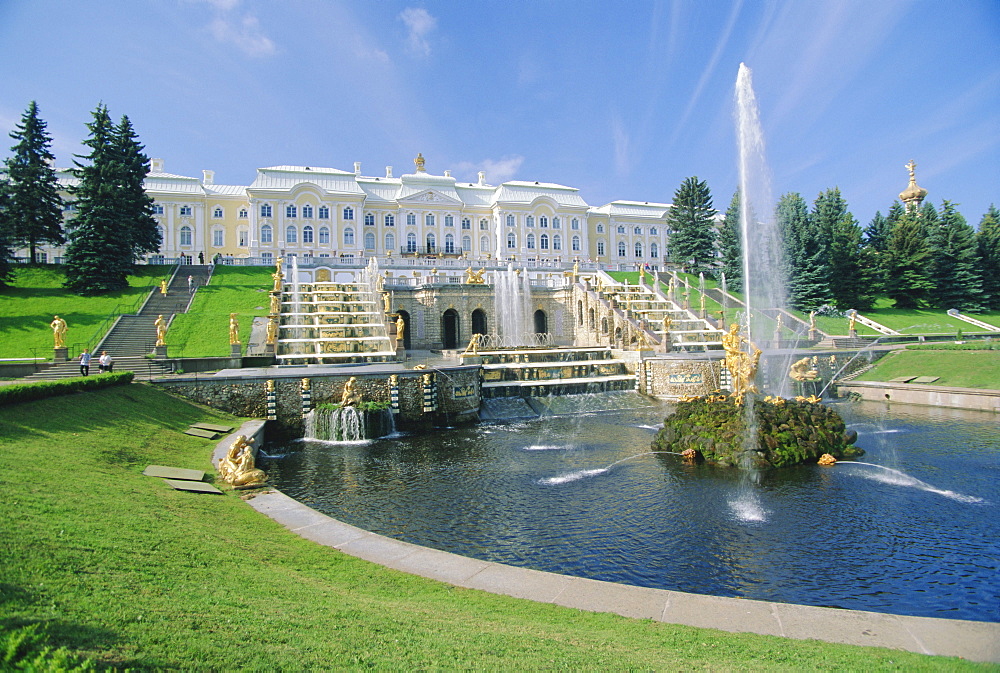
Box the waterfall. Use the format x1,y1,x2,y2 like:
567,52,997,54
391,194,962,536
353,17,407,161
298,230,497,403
303,407,395,442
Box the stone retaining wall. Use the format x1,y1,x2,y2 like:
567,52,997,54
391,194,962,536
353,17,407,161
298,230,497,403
835,381,1000,413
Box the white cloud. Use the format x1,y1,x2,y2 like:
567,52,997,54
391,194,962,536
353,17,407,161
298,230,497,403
399,7,436,57
210,14,276,57
611,115,631,177
456,155,524,184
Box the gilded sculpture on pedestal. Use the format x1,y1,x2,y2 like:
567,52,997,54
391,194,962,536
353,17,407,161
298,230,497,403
723,323,761,405
266,316,278,344
395,315,405,341
340,376,361,406
218,435,267,488
50,315,67,348
270,292,281,314
465,333,481,355
465,267,486,284
789,356,819,382
229,313,240,345
154,314,167,346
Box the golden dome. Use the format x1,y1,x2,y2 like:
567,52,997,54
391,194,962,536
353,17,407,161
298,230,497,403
899,159,927,205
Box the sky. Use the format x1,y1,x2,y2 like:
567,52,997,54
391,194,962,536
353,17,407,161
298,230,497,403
1,0,997,227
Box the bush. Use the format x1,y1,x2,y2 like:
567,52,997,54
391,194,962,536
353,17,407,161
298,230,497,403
1,624,95,671
0,371,134,407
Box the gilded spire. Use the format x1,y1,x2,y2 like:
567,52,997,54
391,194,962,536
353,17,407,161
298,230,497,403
899,159,927,211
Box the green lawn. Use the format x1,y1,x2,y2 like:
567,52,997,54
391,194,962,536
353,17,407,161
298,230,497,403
0,266,169,360
857,349,1000,389
0,384,979,670
164,266,272,357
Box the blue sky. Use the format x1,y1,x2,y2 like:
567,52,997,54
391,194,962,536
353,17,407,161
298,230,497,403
1,0,997,226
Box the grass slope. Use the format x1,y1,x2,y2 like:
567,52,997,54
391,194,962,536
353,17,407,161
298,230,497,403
0,266,168,360
857,349,1000,389
166,266,272,357
0,385,978,669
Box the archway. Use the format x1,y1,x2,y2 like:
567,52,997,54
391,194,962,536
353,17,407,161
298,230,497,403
533,309,548,336
471,309,487,336
397,309,411,350
442,309,460,349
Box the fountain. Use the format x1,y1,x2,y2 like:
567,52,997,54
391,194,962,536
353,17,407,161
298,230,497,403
494,265,534,348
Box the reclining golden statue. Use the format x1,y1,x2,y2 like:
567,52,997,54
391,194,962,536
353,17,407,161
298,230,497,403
218,435,267,489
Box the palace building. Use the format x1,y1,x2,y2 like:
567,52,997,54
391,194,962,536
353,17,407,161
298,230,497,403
40,154,674,269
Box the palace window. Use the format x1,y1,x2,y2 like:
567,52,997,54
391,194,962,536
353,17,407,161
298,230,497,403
445,233,455,253
650,242,659,258
180,205,192,217
406,232,417,252
462,235,471,251
318,227,330,244
461,218,471,230
633,226,641,235
238,229,247,247
239,208,248,218
426,232,436,252
260,224,273,243
286,225,297,243
261,251,274,263
650,226,657,236
318,205,329,219
152,204,164,215
507,233,516,249
343,206,354,220
302,204,314,219
425,213,435,227
506,214,515,227
344,227,355,245
260,203,272,218
635,241,643,257
302,225,314,244
526,233,535,249
553,235,562,250
540,216,548,228
156,225,164,242
385,233,395,251
481,236,490,251
618,241,627,257
526,216,534,228
364,213,375,226
553,217,560,229
212,228,224,247
597,240,605,256
180,226,192,246
571,218,580,230
480,218,489,230
385,214,395,227
364,232,375,249
596,223,604,233
407,213,417,226
286,205,297,218
617,225,626,234
572,235,580,251
445,215,454,227
540,233,549,250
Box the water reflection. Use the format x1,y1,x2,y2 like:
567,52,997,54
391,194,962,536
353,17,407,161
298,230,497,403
264,400,1000,621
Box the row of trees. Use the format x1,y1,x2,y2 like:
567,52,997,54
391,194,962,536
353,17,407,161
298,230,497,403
666,176,1000,312
0,102,160,294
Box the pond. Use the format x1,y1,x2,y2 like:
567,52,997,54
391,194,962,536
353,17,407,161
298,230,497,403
262,396,1000,622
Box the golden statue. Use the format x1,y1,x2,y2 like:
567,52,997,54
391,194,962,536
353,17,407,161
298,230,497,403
414,152,426,172
275,256,283,277
723,323,761,404
272,270,284,293
160,279,168,296
389,374,398,388
465,333,481,355
661,315,672,333
818,453,837,466
383,291,391,314
465,267,485,284
266,379,275,392
848,312,857,333
639,266,646,283
340,376,361,407
50,315,67,349
266,316,278,344
396,315,405,341
809,311,817,331
229,313,240,345
154,314,167,346
301,377,310,391
269,292,281,314
218,435,267,488
789,356,819,382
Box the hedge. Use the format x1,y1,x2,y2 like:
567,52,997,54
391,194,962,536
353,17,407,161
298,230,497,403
0,371,135,407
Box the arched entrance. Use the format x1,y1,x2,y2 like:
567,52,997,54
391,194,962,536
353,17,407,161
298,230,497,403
442,309,460,349
533,310,547,336
471,309,488,335
397,309,411,350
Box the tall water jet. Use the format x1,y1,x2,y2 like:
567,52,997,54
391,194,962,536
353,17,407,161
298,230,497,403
495,264,533,347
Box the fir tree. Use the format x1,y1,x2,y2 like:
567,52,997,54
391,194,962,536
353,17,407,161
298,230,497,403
2,101,64,263
776,192,830,310
0,177,15,286
666,176,717,271
718,190,742,292
926,201,983,311
883,212,933,308
64,104,133,294
864,211,891,252
814,188,879,310
977,205,1000,310
886,201,906,225
112,115,160,260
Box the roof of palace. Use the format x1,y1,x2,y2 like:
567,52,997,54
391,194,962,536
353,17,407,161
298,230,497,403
492,181,589,208
590,200,672,218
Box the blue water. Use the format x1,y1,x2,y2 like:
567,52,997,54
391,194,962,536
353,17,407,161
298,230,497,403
264,400,1000,622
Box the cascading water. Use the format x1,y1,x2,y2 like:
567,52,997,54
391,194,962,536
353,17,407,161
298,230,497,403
495,264,534,347
304,406,395,442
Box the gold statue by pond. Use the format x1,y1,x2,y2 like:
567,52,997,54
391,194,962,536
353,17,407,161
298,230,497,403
789,356,819,382
465,333,481,355
340,376,361,407
722,323,761,405
50,315,67,349
218,435,267,488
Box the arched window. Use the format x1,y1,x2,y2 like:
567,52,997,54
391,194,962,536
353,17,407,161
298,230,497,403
213,206,223,218
539,233,549,250
480,235,490,251
507,232,516,249
572,235,580,251
406,232,417,252
343,227,355,245
179,226,193,246
260,203,272,218
526,233,535,249
444,215,454,227
318,205,330,219
343,206,354,220
539,216,548,228
462,235,471,252
364,232,375,249
302,225,314,244
156,225,164,243
461,218,471,230
318,227,330,244
302,204,314,218
552,217,560,229
286,205,297,218
618,241,627,257
650,242,658,258
526,216,534,228
445,233,455,253
425,213,435,227
597,240,605,256
426,232,436,251
553,235,562,251
286,225,297,243
385,233,395,251
577,300,584,326
260,224,273,243
596,223,604,233
635,241,643,257
506,214,515,227
384,214,395,227
572,218,580,230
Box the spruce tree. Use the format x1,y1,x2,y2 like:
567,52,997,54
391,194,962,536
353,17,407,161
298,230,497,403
64,104,133,294
864,211,891,252
0,177,15,286
666,176,717,271
2,101,64,263
718,190,742,292
883,211,933,308
926,201,983,311
976,205,1000,310
113,115,160,260
814,188,878,310
776,192,830,310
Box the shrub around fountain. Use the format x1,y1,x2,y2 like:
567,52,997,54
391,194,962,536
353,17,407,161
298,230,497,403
652,396,863,468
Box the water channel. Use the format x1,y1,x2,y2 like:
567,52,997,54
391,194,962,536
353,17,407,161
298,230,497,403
263,397,999,622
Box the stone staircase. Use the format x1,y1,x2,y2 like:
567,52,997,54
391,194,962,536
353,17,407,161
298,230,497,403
21,265,212,381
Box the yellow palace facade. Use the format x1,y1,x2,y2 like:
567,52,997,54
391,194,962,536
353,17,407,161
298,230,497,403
45,155,675,269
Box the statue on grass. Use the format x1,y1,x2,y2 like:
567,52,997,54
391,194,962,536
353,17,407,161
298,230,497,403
218,435,267,488
50,315,67,348
229,313,240,345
